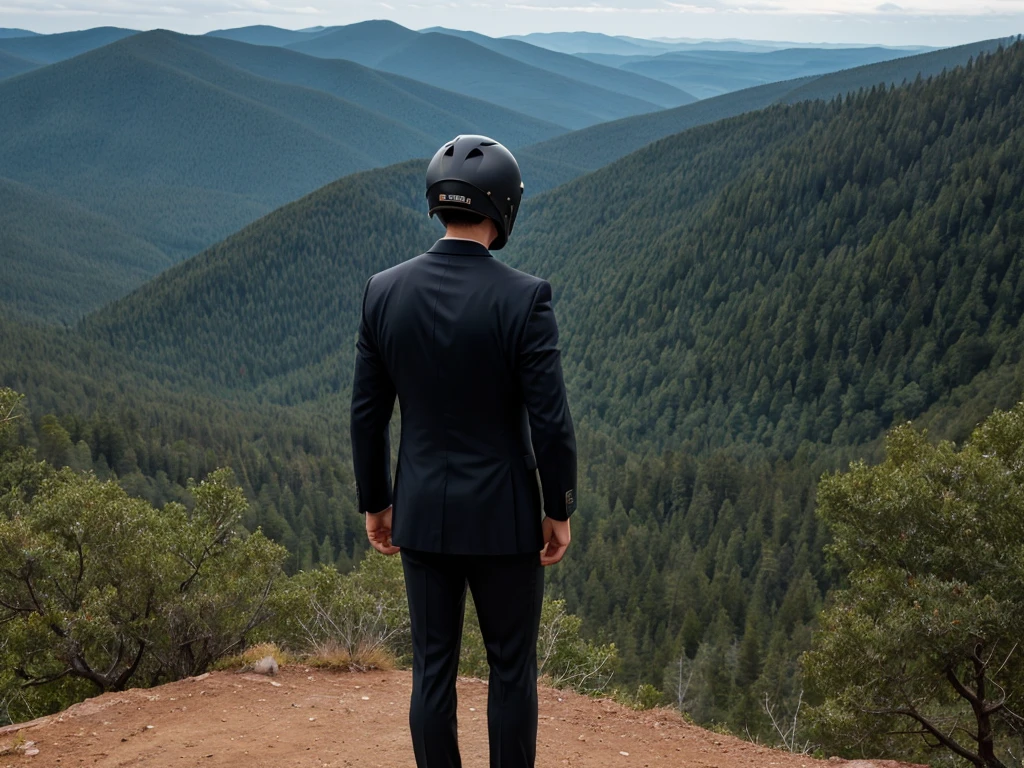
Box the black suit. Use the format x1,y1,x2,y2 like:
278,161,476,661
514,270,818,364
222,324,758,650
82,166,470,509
350,237,577,767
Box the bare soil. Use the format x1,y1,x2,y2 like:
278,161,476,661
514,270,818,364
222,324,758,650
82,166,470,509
0,668,925,768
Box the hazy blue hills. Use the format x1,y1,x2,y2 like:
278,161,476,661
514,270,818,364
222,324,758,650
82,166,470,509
0,30,433,237
583,45,917,99
0,29,564,321
0,29,38,39
282,18,417,63
180,34,562,148
0,177,172,323
0,50,37,80
283,20,668,128
507,31,927,55
519,37,1011,192
421,26,694,107
0,26,136,63
507,31,699,55
205,24,336,47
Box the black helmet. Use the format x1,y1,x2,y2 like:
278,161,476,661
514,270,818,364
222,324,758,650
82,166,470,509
425,135,524,250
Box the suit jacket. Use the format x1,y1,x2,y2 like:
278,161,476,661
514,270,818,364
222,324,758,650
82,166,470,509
350,237,577,555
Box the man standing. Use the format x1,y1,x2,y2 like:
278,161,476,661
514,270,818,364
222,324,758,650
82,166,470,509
350,134,577,768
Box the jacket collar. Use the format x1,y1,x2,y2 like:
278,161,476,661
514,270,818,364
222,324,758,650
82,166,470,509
427,238,492,258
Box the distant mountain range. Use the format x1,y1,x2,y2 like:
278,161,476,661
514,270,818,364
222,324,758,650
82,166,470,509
0,50,35,79
0,28,38,39
0,23,1005,324
578,46,920,99
212,20,692,128
0,29,564,322
0,26,135,63
506,31,932,55
517,37,1011,192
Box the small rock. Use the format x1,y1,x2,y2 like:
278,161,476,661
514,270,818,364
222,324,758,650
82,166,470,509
24,748,40,756
619,751,629,756
251,656,279,676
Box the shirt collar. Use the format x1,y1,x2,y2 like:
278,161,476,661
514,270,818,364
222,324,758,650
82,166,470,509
427,238,492,257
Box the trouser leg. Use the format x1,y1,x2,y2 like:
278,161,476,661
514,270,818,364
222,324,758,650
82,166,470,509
401,548,468,768
468,552,545,768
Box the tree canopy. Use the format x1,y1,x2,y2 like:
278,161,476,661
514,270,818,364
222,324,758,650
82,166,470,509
806,402,1024,767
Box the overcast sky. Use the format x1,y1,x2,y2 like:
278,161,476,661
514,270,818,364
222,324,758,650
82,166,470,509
2,0,1023,46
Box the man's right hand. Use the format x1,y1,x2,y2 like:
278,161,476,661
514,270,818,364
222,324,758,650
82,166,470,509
540,516,571,566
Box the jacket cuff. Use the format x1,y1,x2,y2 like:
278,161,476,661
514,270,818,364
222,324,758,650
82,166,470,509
544,487,577,521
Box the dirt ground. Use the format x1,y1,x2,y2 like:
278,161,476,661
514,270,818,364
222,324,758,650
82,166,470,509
0,668,924,768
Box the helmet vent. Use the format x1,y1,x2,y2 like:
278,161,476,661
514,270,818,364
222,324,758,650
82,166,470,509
466,148,484,159
444,145,455,157
479,140,497,146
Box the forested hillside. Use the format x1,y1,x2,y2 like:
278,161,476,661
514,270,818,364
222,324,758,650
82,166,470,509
0,49,36,80
509,41,1024,455
519,37,1009,191
0,312,368,575
0,178,172,321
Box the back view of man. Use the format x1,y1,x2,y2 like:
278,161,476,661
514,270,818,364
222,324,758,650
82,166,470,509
350,134,577,768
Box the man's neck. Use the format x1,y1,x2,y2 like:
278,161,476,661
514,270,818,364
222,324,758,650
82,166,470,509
444,220,496,248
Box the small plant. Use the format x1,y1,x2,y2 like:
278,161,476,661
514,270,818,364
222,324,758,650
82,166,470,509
764,690,813,755
632,683,664,711
304,642,396,672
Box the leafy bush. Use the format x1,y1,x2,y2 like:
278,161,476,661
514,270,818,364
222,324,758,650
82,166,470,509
263,553,410,670
805,402,1024,767
0,390,287,724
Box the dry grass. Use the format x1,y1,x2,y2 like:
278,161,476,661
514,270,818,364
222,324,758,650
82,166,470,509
302,642,397,672
213,641,397,674
212,642,293,671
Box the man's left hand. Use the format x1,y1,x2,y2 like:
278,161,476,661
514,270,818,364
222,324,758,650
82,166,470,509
366,505,400,555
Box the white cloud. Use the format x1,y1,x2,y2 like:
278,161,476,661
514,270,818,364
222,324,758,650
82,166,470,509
2,0,1023,43
0,0,321,18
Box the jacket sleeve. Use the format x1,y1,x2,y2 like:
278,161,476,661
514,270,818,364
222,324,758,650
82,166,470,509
350,277,396,515
517,280,578,521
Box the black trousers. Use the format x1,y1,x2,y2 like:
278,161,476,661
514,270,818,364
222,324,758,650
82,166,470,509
400,548,545,768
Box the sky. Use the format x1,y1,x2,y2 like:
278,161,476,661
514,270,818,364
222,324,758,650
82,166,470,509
1,0,1023,46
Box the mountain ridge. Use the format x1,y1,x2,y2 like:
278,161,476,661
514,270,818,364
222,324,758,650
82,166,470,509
519,36,1012,193
283,20,668,129
0,28,563,321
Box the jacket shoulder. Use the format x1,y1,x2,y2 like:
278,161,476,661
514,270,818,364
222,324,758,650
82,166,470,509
362,253,427,303
490,260,548,297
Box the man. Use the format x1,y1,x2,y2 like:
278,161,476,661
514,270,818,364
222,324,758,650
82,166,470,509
350,134,577,768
